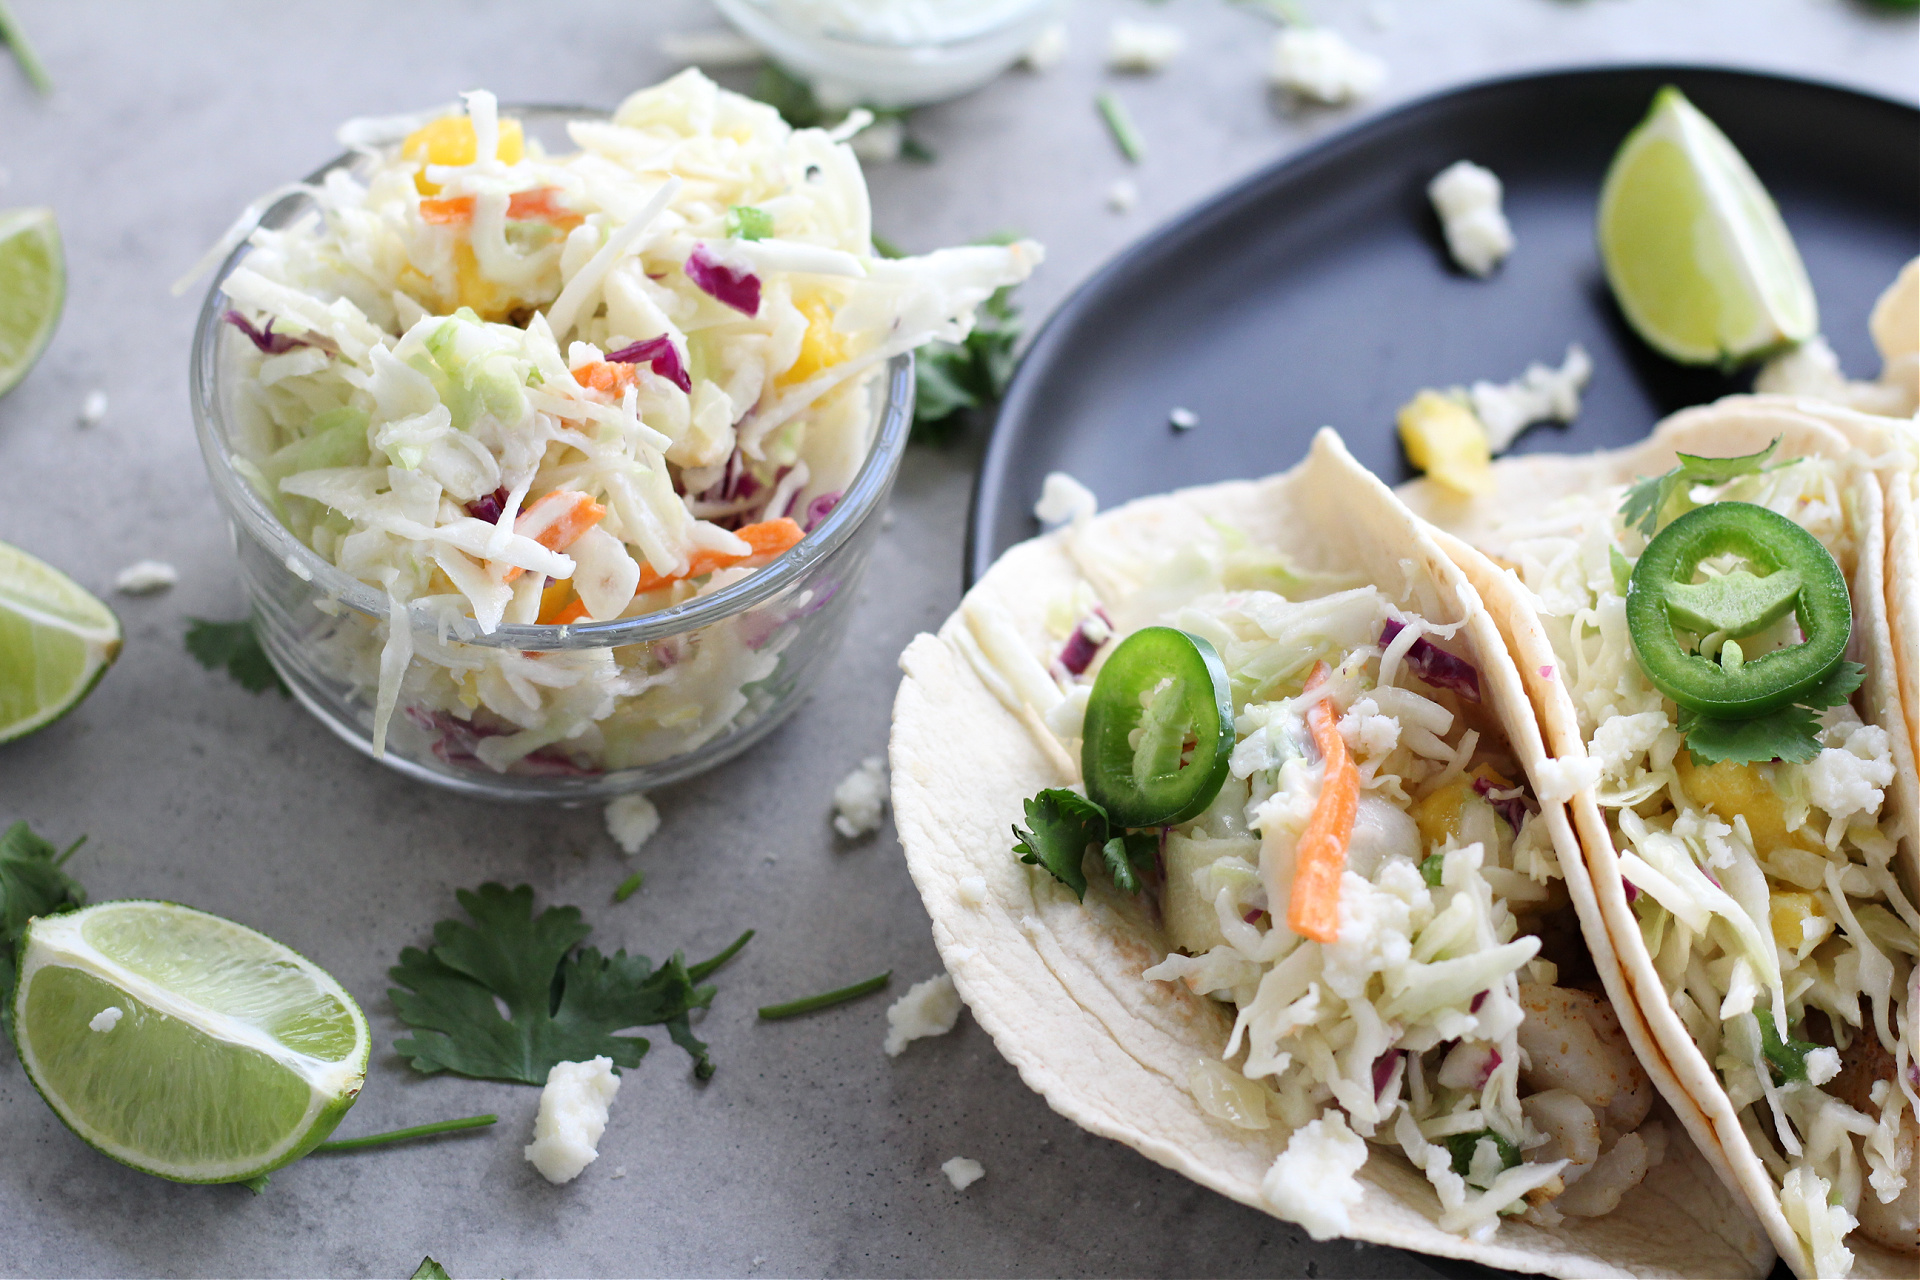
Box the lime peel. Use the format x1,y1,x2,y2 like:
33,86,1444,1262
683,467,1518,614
0,540,120,744
0,206,63,395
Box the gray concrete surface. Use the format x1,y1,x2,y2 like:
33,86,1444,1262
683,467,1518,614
0,1,1912,1276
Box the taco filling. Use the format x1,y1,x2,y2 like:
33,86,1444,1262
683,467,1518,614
1491,438,1919,1273
996,485,1665,1243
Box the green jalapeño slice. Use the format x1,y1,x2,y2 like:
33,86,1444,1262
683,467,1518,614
1626,500,1850,718
1082,626,1234,829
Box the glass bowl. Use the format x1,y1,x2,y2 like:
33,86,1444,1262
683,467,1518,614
188,106,915,802
714,0,1061,109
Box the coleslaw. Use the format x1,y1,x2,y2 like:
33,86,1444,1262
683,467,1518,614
211,70,1040,774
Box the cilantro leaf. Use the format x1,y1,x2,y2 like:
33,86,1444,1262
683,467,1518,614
0,821,88,1046
1619,438,1781,535
1101,831,1158,894
1754,1009,1819,1084
411,1259,453,1280
185,617,289,697
727,205,773,241
750,62,825,128
1679,660,1864,765
913,283,1024,444
1012,790,1110,900
389,884,748,1084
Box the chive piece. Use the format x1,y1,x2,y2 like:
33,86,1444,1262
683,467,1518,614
758,971,891,1020
314,1114,498,1153
1095,92,1145,164
613,871,645,902
0,1,51,96
689,928,755,982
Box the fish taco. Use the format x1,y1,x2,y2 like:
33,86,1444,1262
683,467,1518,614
891,429,1771,1278
1403,400,1919,1277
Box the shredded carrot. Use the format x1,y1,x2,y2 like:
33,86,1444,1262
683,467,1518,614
418,186,583,229
573,362,638,395
545,598,591,626
1287,661,1359,945
499,489,605,585
634,518,805,593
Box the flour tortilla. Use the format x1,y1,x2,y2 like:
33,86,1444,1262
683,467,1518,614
1401,400,1917,1278
892,429,1772,1279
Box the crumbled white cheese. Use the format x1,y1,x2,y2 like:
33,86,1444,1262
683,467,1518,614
1106,178,1138,213
77,389,108,428
1106,20,1184,72
1022,20,1068,71
1805,722,1894,832
113,560,178,596
1428,160,1514,278
1804,1046,1842,1088
1269,29,1385,105
1034,472,1097,526
1261,1113,1369,1240
850,117,904,164
956,875,988,907
832,756,889,837
1469,345,1592,452
941,1156,985,1189
884,973,962,1056
1168,406,1197,430
656,29,765,67
1589,709,1667,783
604,793,660,855
524,1056,620,1184
1754,335,1914,417
88,1006,124,1033
1534,754,1602,805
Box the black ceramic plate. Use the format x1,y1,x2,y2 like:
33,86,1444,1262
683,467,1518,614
967,65,1915,1280
971,65,1920,581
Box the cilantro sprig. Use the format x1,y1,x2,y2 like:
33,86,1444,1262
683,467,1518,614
389,883,752,1084
913,271,1025,444
1754,1009,1821,1083
0,821,87,1046
1678,660,1864,766
1012,790,1154,900
1619,438,1780,536
186,617,289,697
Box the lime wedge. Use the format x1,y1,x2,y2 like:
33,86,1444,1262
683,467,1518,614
12,900,369,1184
0,207,64,396
0,540,120,743
1597,86,1818,366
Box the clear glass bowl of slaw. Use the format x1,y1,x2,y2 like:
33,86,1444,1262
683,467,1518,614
188,106,915,802
713,0,1061,108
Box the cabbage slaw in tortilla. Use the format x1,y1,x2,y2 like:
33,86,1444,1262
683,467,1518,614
892,429,1771,1278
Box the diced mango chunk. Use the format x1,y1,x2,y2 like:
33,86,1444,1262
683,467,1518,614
778,294,849,387
1413,779,1475,849
1769,891,1825,950
1398,390,1491,495
403,116,526,194
454,243,520,322
1674,754,1819,855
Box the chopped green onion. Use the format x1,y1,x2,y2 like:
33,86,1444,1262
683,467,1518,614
1418,852,1445,887
727,205,774,241
758,971,891,1019
315,1114,498,1152
0,2,51,96
1096,92,1146,164
613,871,645,902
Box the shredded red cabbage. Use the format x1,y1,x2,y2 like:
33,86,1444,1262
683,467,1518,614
802,491,842,532
1380,619,1481,702
465,487,510,524
1472,776,1530,832
1056,607,1114,677
1475,1047,1503,1089
1622,878,1640,904
1469,989,1488,1013
1372,1049,1404,1099
405,707,599,777
605,335,692,393
685,243,761,316
224,309,305,355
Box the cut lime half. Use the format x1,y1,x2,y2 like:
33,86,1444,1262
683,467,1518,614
0,206,64,396
0,539,120,743
1597,86,1818,366
12,900,370,1184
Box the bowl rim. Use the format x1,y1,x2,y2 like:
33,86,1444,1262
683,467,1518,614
717,0,1058,51
188,102,915,653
